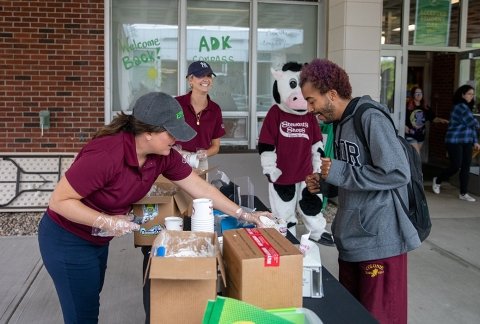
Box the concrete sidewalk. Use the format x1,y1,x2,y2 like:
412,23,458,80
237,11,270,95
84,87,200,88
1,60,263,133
1,153,480,323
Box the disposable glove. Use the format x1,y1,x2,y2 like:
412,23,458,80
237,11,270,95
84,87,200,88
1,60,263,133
92,214,140,237
235,208,274,228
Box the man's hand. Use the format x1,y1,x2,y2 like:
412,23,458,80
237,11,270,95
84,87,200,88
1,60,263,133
305,173,321,194
320,157,331,180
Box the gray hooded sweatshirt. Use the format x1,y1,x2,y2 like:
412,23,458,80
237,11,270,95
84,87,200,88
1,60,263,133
328,96,421,262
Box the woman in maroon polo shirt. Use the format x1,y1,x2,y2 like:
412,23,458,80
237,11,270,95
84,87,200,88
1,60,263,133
38,92,268,324
174,61,226,165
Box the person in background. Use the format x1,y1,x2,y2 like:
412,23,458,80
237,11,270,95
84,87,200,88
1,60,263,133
405,86,448,154
300,59,421,324
174,61,226,167
38,92,270,324
432,84,480,202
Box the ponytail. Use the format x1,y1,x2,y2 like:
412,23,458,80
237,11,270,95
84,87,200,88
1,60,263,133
93,112,165,139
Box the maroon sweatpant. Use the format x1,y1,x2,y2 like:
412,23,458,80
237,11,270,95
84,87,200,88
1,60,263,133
338,253,408,324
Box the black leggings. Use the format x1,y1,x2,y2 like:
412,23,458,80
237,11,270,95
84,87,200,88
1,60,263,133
437,143,473,195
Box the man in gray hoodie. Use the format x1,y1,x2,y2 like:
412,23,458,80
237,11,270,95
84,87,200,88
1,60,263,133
300,59,421,324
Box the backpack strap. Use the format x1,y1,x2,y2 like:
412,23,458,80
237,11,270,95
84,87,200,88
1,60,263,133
352,103,396,154
352,103,410,216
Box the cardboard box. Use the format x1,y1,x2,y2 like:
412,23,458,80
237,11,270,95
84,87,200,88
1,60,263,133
133,176,192,246
301,242,323,298
222,228,303,309
133,168,216,246
148,231,225,324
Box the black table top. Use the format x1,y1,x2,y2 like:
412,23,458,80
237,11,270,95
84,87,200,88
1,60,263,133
285,232,377,324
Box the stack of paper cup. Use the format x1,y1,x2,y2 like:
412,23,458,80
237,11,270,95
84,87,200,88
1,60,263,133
191,198,214,233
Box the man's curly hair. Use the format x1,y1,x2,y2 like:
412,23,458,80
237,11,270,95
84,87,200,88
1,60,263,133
299,59,352,100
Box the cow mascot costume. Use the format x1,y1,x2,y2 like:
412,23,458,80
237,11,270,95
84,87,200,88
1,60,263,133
258,62,334,246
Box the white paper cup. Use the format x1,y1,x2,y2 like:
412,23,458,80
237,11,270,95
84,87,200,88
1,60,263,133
192,198,213,219
275,218,288,236
164,216,183,231
299,232,312,254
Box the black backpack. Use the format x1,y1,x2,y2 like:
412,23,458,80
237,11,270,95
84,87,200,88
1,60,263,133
353,103,432,242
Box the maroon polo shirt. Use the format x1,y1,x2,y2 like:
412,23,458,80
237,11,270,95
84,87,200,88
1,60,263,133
175,92,226,152
47,132,192,245
259,105,322,185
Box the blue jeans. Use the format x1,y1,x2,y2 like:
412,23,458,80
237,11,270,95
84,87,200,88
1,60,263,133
38,213,109,324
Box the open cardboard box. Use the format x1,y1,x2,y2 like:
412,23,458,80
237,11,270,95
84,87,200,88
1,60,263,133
133,168,216,246
222,228,303,309
146,230,226,324
133,175,192,246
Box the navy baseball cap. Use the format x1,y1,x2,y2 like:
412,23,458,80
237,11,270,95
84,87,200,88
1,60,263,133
186,61,216,78
132,92,196,141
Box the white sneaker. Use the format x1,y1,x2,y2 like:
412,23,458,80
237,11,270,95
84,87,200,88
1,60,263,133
432,177,441,194
459,193,476,202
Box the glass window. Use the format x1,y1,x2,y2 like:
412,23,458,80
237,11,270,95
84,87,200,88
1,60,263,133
187,1,250,113
109,1,324,148
111,0,179,111
409,0,460,47
223,116,248,143
382,0,403,45
256,3,319,112
380,56,396,112
186,1,250,144
466,0,480,48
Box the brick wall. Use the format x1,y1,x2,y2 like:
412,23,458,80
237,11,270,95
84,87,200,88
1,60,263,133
428,53,457,166
0,0,104,152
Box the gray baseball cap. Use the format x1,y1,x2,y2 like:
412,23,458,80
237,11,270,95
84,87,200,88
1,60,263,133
132,92,196,141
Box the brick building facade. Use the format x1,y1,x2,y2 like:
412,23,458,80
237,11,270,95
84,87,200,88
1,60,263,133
1,0,105,152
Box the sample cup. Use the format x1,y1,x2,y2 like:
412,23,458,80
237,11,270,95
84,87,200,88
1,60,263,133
164,216,183,231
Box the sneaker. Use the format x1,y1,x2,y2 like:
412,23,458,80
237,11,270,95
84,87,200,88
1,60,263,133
310,232,335,247
459,193,476,202
432,177,441,194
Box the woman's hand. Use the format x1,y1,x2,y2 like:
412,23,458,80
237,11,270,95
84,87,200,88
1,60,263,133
236,209,273,228
92,214,140,237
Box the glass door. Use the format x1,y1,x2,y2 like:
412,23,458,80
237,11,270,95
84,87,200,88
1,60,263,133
380,49,405,135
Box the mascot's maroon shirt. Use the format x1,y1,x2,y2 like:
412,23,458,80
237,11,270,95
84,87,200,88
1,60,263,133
259,105,322,185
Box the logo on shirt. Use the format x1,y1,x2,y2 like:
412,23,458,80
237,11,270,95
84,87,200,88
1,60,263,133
335,140,361,167
364,263,385,278
279,121,309,140
409,109,426,128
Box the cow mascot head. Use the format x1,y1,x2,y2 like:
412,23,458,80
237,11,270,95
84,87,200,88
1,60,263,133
257,62,334,246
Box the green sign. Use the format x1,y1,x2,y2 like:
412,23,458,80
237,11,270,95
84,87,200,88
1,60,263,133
414,0,451,46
